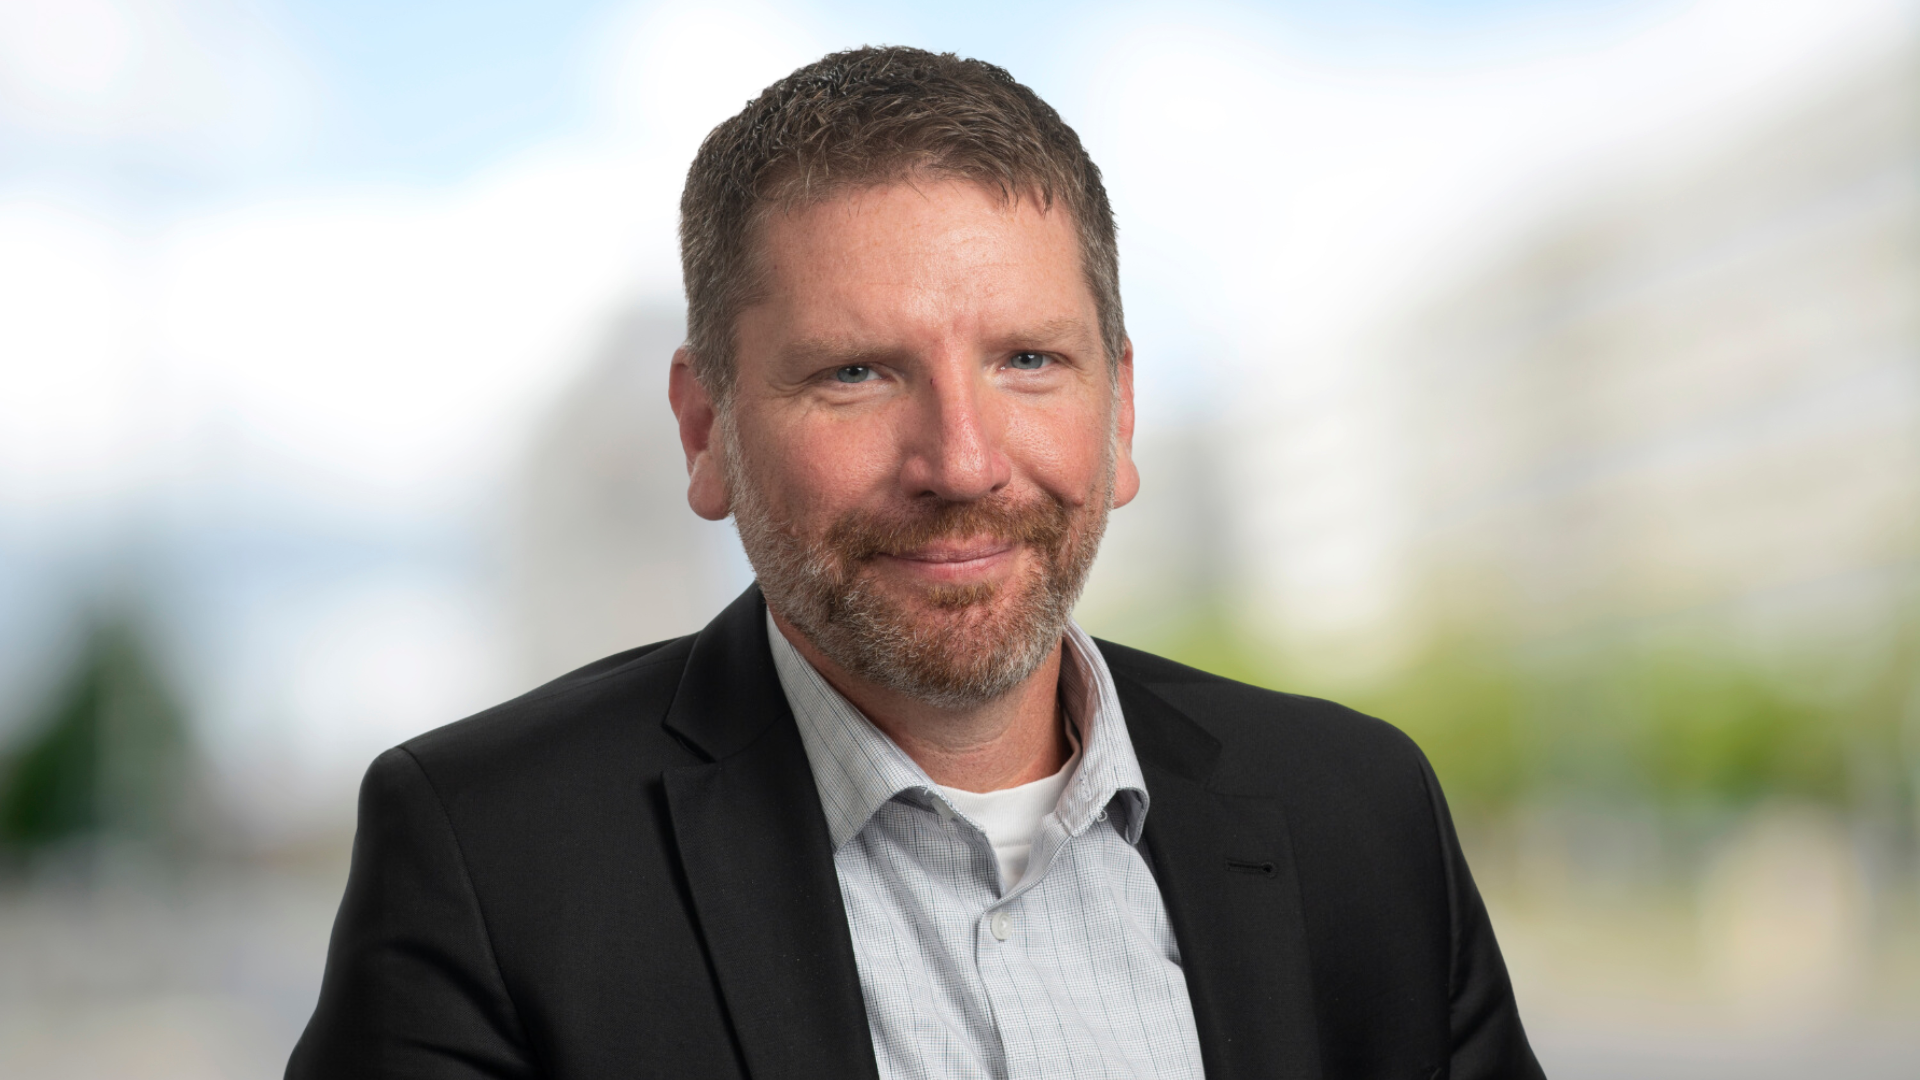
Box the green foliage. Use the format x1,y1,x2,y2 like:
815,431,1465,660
1516,645,1861,809
1124,600,1911,816
1624,653,1847,807
1347,641,1530,813
0,620,192,851
0,655,106,844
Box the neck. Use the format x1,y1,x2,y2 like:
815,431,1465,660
770,608,1071,792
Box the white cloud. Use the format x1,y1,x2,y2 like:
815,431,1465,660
0,0,830,509
0,0,310,151
0,0,139,115
593,0,825,156
0,200,148,504
155,156,667,501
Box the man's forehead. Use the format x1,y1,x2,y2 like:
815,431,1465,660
734,179,1098,348
751,177,1078,273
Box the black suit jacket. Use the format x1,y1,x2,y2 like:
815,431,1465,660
289,586,1543,1079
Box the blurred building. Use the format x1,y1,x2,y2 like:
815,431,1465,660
1076,424,1240,639
508,306,746,685
1370,42,1919,658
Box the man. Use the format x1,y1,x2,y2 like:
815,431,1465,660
290,47,1543,1080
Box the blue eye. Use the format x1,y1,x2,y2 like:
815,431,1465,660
833,365,875,383
1008,351,1049,370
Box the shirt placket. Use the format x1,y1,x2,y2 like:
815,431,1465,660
915,789,1021,1077
944,786,1095,1080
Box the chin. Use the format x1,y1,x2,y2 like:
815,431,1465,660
866,566,1033,632
821,566,1067,707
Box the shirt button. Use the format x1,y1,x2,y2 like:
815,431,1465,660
935,799,954,824
990,911,1013,941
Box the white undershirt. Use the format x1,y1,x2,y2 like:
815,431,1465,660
935,722,1082,891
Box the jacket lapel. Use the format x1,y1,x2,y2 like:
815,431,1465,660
1116,669,1325,1080
660,587,879,1080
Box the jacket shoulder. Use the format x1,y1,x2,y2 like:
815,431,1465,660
398,634,699,800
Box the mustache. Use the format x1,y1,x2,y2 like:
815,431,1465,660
822,493,1073,566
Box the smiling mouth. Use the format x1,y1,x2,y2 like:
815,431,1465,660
885,539,1015,565
824,493,1072,581
869,540,1022,588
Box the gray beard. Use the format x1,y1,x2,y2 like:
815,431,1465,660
720,414,1111,710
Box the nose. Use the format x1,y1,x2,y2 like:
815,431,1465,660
897,363,1012,502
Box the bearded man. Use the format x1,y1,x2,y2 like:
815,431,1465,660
290,47,1544,1080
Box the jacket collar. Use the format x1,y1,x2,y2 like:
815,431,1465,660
660,586,881,1080
660,584,790,761
1107,655,1326,1080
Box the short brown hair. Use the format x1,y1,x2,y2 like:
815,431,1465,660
678,46,1123,401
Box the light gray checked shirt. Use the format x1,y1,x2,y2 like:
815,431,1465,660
767,613,1207,1080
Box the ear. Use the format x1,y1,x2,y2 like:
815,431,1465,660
1111,338,1140,509
669,348,732,521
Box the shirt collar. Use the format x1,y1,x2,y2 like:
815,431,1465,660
767,610,1151,849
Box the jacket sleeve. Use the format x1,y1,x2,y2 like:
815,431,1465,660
287,747,535,1079
1418,753,1548,1080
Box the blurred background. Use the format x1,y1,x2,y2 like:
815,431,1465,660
1,0,1915,1075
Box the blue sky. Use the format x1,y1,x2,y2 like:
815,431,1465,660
0,0,1669,206
271,0,613,182
275,0,1659,180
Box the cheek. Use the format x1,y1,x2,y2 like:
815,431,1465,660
1004,400,1112,500
748,409,901,519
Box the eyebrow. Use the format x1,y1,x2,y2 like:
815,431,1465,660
779,338,905,372
1000,317,1092,351
780,318,1095,370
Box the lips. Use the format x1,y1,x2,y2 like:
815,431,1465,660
873,541,1020,591
885,539,1015,564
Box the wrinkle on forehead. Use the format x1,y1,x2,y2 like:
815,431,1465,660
737,176,1072,308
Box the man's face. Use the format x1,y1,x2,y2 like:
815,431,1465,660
675,178,1138,706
